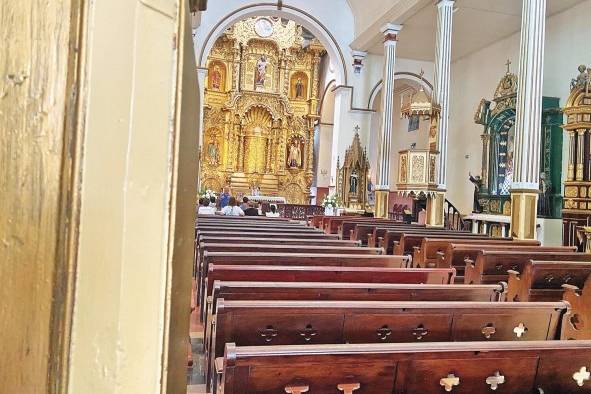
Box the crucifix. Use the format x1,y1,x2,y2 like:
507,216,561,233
354,125,360,134
277,0,283,10
505,59,512,74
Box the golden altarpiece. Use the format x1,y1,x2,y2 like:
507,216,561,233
336,132,371,210
562,65,591,246
200,17,324,204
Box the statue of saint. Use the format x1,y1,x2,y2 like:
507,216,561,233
207,140,219,165
295,78,304,98
349,171,358,194
571,64,590,91
287,142,301,168
468,172,483,213
255,56,268,87
210,65,222,90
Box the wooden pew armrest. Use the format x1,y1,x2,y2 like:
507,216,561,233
506,270,521,302
436,251,446,268
412,246,421,268
463,258,475,284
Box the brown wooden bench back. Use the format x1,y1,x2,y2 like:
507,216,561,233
396,233,490,256
210,300,566,391
465,251,589,284
196,231,339,241
507,260,591,302
416,238,538,268
562,275,591,340
220,341,591,393
339,219,404,240
348,223,421,245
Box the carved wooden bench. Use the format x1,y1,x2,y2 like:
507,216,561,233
464,250,589,284
199,253,411,312
350,223,422,245
196,230,339,241
203,281,507,372
339,219,405,241
203,264,456,319
414,238,539,268
507,260,591,302
563,275,591,340
378,228,476,254
210,300,567,391
394,232,490,256
219,341,591,393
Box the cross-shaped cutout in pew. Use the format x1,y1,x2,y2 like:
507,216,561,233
485,371,505,390
513,322,527,338
440,373,460,392
337,382,361,394
573,366,591,387
481,323,496,339
284,384,309,394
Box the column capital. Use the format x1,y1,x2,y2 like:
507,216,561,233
437,0,455,8
351,50,368,74
380,23,403,42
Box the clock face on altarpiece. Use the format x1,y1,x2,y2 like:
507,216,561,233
255,18,274,38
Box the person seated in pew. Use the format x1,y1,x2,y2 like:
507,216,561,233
243,202,259,216
198,197,216,215
221,196,244,216
266,204,280,217
209,195,217,209
239,196,249,211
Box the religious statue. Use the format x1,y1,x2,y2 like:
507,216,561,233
538,172,552,217
349,170,358,194
287,141,302,168
207,139,219,165
295,78,304,98
210,65,222,90
469,172,483,213
571,64,590,91
255,56,268,87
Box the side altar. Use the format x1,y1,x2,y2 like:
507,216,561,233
200,17,324,204
473,65,563,218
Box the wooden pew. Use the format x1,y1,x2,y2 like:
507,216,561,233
464,250,587,284
378,229,482,254
196,231,339,241
351,223,422,245
219,341,591,393
338,219,403,240
197,214,289,222
204,265,456,310
414,238,540,268
209,300,566,390
434,242,564,283
195,243,381,297
507,260,591,302
562,275,591,340
199,253,411,310
197,226,321,234
394,232,491,256
323,216,376,234
202,281,507,387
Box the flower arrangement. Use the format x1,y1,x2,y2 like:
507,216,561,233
321,193,341,208
200,188,218,201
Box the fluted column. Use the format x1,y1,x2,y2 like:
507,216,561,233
375,23,402,218
434,0,454,189
510,0,546,239
426,0,454,227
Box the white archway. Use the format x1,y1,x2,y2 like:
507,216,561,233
197,3,348,86
368,72,434,110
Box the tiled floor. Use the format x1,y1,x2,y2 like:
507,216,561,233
188,279,207,390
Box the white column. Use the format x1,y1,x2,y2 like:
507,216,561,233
434,0,454,189
330,87,348,189
196,67,208,151
512,0,546,191
375,23,402,190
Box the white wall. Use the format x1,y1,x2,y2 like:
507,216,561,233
447,0,591,215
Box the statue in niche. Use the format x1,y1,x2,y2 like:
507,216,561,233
349,170,359,194
255,56,268,87
210,65,222,90
207,139,219,165
287,141,302,168
295,78,304,98
469,172,483,213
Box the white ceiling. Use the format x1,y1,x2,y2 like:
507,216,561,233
350,0,586,61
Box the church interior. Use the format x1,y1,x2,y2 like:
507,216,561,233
4,0,591,393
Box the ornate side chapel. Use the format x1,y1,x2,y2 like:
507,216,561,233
473,64,563,219
562,65,591,246
336,131,371,210
200,17,324,203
